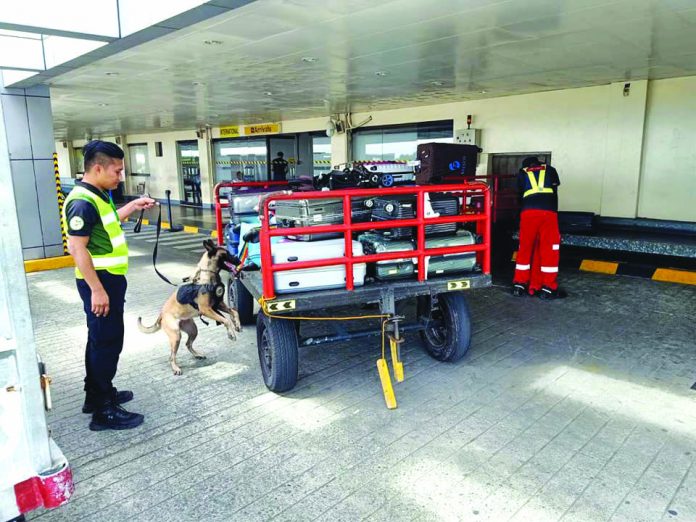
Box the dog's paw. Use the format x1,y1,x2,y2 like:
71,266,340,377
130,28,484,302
227,332,237,341
194,355,207,360
173,368,183,376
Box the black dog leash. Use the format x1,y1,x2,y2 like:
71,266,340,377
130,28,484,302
152,204,178,286
130,201,178,287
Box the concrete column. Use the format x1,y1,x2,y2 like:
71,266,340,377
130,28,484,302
600,80,649,218
0,78,63,260
331,131,350,165
199,132,214,207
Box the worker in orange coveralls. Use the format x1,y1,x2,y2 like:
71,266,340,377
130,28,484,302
512,156,567,299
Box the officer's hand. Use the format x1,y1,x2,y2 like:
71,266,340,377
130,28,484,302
92,287,110,317
132,197,157,210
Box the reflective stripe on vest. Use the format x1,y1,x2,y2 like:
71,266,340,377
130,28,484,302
523,166,554,198
62,186,129,278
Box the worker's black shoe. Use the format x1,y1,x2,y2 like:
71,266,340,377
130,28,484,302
89,403,144,431
512,283,528,297
83,390,134,414
538,287,568,300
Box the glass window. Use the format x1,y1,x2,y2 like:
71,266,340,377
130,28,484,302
312,135,331,176
352,121,453,162
128,143,150,175
213,138,268,183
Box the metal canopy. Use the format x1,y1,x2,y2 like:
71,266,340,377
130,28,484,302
26,0,696,140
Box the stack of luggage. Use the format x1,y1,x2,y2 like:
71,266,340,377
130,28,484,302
359,192,478,281
225,144,483,292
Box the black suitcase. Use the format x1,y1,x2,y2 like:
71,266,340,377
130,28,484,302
416,143,480,184
352,197,374,223
426,194,459,236
371,196,416,239
358,233,415,281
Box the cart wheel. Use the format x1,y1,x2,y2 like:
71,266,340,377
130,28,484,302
228,278,255,325
256,313,299,392
417,292,471,362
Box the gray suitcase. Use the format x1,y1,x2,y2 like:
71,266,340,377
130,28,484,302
275,199,344,241
425,230,477,276
358,233,415,280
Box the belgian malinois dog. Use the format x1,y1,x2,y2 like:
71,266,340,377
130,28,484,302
138,240,242,375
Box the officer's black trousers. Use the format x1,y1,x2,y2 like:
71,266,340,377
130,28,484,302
76,271,127,406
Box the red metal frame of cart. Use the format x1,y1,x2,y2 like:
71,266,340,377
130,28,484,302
258,182,491,300
213,180,289,245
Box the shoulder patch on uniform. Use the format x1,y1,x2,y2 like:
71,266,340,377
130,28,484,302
69,216,85,230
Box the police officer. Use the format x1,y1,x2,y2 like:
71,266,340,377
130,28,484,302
271,151,289,181
512,156,567,299
63,140,156,431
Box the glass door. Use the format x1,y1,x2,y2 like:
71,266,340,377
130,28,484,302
268,135,296,180
177,140,201,207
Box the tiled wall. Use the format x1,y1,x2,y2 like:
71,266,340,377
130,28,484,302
1,82,62,260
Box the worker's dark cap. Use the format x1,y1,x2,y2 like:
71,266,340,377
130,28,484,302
521,156,541,168
83,140,124,162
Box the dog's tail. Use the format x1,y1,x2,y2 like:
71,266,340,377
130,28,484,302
138,314,162,334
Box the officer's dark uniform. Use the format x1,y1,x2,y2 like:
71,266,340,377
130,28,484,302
271,154,289,181
65,181,127,408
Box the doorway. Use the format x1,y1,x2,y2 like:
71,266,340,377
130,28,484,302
177,140,201,207
268,135,296,180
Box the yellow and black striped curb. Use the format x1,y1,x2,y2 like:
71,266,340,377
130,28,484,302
53,152,68,255
512,251,696,286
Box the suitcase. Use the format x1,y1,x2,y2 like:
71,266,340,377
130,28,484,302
224,223,240,256
425,230,477,276
352,197,374,223
371,196,416,239
271,238,363,264
275,199,344,241
416,143,480,184
358,233,415,280
228,193,265,224
426,194,460,236
272,239,367,294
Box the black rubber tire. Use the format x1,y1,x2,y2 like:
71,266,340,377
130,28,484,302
256,313,299,392
229,278,255,326
418,292,472,362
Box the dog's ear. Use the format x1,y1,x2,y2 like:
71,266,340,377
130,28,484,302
203,239,216,256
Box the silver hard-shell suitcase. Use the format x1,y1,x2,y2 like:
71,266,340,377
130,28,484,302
275,199,344,241
273,238,367,293
425,230,477,276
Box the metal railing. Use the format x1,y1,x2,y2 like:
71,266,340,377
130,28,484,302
213,180,289,245
259,182,491,299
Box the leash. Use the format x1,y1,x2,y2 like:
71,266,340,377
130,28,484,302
151,204,178,286
131,202,178,286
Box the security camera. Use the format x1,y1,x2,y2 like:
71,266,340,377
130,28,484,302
325,119,336,137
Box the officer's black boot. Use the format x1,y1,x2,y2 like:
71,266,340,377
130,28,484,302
82,389,134,414
538,286,568,300
89,401,144,431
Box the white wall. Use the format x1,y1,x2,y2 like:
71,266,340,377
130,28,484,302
55,77,696,221
639,77,696,222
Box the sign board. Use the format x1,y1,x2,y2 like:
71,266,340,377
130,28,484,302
246,122,281,136
220,126,241,138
